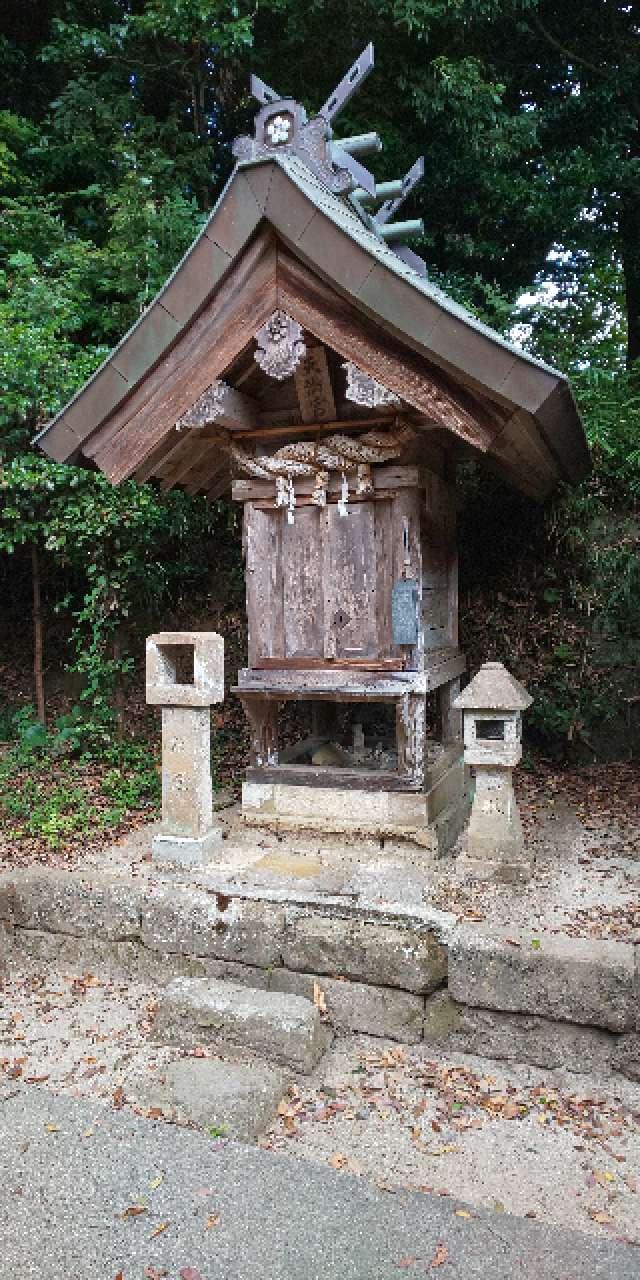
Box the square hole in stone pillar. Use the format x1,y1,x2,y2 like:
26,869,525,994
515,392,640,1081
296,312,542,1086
159,643,194,687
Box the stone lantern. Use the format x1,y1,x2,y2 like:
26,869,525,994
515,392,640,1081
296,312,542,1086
453,662,532,882
146,631,224,866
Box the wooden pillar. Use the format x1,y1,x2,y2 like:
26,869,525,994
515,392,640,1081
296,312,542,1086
396,693,426,785
240,695,279,767
438,676,462,744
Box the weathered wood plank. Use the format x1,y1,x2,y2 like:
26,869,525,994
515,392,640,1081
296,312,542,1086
281,505,324,658
245,764,423,792
324,501,378,659
391,487,423,671
254,657,404,671
276,246,498,453
293,346,336,423
245,505,283,665
87,229,278,483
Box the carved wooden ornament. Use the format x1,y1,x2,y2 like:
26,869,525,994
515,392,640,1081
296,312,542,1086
176,381,226,429
255,311,306,381
343,360,400,409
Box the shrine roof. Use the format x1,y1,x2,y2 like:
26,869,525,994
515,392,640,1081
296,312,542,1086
35,149,590,495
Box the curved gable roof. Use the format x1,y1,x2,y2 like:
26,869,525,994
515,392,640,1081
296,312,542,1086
36,155,590,490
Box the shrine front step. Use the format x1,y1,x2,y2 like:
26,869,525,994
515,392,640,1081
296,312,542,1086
152,976,329,1074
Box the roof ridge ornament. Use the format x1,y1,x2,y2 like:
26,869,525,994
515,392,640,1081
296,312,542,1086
232,47,428,272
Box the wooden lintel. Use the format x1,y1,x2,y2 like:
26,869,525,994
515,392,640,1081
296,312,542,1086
228,413,402,442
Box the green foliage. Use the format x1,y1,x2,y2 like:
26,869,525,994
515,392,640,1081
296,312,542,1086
0,0,639,771
0,721,160,849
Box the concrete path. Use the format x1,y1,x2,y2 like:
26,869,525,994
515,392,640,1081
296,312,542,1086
1,1087,638,1280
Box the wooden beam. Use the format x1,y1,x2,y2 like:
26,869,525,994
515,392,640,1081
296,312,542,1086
177,381,260,432
276,245,498,453
230,413,402,442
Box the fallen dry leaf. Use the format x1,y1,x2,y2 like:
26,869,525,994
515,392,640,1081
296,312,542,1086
143,1268,168,1279
430,1242,449,1268
328,1152,348,1170
313,980,327,1013
393,1257,418,1268
454,1209,474,1219
122,1204,147,1219
204,1213,220,1231
587,1209,614,1225
150,1222,169,1239
45,1124,59,1133
179,1269,205,1280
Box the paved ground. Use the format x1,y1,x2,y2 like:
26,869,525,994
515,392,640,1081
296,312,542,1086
1,1085,639,1280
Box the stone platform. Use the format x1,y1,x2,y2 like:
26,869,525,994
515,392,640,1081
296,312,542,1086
1,842,638,1081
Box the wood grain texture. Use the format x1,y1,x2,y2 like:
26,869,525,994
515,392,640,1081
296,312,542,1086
86,229,278,483
276,247,498,453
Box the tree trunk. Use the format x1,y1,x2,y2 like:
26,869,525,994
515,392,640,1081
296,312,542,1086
31,542,45,725
620,132,640,371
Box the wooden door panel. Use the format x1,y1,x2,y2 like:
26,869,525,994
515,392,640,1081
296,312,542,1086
245,505,283,665
282,506,324,657
324,503,378,658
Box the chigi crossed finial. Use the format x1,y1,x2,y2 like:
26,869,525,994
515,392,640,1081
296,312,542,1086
232,44,427,275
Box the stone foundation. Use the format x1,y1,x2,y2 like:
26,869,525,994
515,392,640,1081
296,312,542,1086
1,868,638,1078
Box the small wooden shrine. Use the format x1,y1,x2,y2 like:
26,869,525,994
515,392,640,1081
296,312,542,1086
37,47,590,850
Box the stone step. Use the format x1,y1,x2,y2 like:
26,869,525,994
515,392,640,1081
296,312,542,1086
152,976,330,1073
132,1056,288,1141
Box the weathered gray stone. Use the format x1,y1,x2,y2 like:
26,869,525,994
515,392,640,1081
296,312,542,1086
282,913,446,994
0,870,142,941
135,1057,287,1141
269,968,425,1043
612,1033,640,1082
141,887,286,967
152,829,223,867
153,976,328,1073
449,925,635,1033
423,990,617,1076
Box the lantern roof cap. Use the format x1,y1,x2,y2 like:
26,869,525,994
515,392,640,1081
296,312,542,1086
453,662,532,711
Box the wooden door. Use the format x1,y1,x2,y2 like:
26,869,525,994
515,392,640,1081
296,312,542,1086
243,486,424,667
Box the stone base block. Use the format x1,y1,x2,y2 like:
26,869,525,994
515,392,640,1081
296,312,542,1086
457,852,532,884
281,913,447,994
133,1057,287,1141
269,969,425,1043
423,991,617,1076
241,781,439,850
449,924,636,1033
153,976,330,1073
152,828,223,867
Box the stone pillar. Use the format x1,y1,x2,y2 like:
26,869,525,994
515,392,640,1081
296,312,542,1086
146,632,224,867
453,661,532,883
